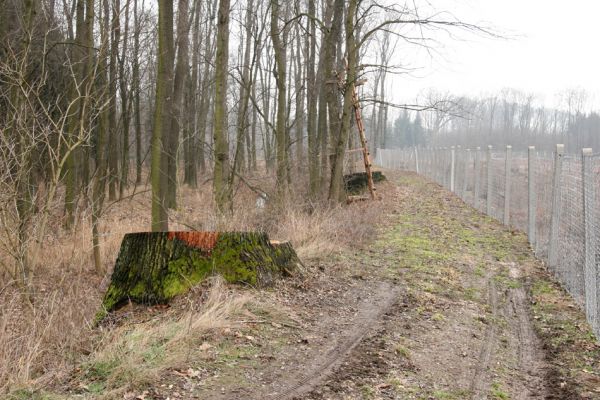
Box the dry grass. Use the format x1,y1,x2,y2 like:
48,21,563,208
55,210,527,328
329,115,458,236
82,277,249,398
0,168,386,396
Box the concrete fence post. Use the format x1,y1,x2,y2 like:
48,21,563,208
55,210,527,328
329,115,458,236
450,146,456,192
438,147,443,184
415,147,420,173
474,147,481,208
456,146,462,197
443,147,449,187
463,149,470,197
504,145,512,226
486,146,493,215
528,146,537,245
582,148,597,334
548,144,565,268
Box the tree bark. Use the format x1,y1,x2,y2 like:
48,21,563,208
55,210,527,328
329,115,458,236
98,231,301,320
328,0,358,202
232,0,255,175
166,0,190,209
306,0,318,196
270,0,288,197
184,0,201,187
151,0,174,231
132,0,143,185
119,0,131,199
107,0,120,201
213,0,232,213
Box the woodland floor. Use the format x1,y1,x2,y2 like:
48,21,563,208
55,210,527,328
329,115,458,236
23,171,600,399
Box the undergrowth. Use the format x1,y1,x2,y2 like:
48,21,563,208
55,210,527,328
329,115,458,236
0,170,384,396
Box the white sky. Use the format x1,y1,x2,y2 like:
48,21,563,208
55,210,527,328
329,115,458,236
391,0,600,111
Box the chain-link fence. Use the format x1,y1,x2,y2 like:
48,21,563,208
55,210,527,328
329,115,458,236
375,145,600,339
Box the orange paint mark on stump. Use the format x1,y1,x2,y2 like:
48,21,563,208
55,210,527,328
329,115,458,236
167,232,220,252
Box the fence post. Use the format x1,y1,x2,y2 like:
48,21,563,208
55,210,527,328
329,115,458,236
463,149,470,197
450,146,456,192
456,146,462,197
486,145,493,215
414,147,419,173
582,148,597,334
474,147,481,208
548,144,565,268
504,145,512,226
528,146,536,245
440,147,448,189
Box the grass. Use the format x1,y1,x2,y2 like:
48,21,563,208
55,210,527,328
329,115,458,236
490,381,510,399
394,344,411,358
0,170,385,397
75,277,249,396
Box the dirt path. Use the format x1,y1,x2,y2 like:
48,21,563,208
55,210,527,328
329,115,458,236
270,282,400,400
125,172,599,400
470,276,500,399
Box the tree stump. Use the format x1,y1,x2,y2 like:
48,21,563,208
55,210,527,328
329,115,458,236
344,171,386,194
98,231,301,318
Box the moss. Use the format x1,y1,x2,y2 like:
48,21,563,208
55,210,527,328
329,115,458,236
344,171,386,194
99,232,300,320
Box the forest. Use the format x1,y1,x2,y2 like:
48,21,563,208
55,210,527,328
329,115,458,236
3,0,600,398
0,0,487,285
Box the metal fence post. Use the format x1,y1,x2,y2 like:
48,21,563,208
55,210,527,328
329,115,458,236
528,146,536,245
504,145,512,226
450,146,456,192
474,147,481,208
582,148,597,334
486,145,493,215
548,144,565,268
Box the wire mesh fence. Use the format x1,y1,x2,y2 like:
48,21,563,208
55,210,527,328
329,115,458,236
375,145,600,340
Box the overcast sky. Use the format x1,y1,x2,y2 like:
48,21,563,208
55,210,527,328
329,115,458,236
391,0,600,111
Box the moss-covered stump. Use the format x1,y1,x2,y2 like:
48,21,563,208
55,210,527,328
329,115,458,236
99,232,301,315
344,171,386,194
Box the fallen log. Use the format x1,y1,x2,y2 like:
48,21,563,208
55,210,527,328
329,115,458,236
98,231,301,319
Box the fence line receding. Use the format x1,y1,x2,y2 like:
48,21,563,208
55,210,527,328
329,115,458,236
375,145,600,339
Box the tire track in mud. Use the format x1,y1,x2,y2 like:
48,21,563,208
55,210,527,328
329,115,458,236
470,275,499,400
268,281,401,400
505,263,548,399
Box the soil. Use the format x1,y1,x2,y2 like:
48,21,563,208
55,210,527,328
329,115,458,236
61,171,600,399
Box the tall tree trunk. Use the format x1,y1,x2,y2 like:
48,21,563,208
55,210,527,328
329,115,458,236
166,0,190,209
107,0,120,201
270,0,288,196
294,16,305,171
329,0,358,202
213,0,232,213
307,0,318,196
13,0,37,285
119,0,131,199
64,0,85,229
92,0,109,273
132,0,143,185
323,0,344,193
151,0,174,231
250,84,258,170
233,0,254,175
184,0,201,187
196,0,218,175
